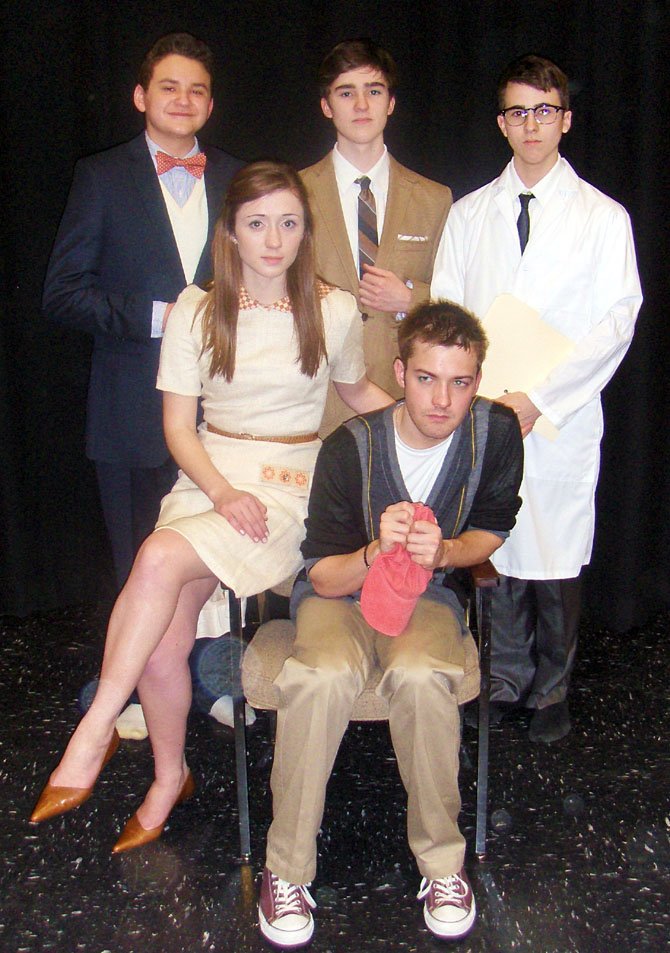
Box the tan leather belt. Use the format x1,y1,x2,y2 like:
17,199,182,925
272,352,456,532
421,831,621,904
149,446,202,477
206,423,318,444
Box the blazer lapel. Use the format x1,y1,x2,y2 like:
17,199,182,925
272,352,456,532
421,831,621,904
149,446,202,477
195,148,227,284
377,157,412,266
202,147,231,241
312,156,359,291
127,135,185,284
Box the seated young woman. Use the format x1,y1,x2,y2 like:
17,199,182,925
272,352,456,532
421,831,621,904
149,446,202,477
30,161,391,852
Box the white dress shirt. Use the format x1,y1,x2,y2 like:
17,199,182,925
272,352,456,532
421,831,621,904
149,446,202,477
508,155,563,242
146,133,205,337
332,144,390,275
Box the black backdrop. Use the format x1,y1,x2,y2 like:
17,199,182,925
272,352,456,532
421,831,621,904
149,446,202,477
1,0,668,629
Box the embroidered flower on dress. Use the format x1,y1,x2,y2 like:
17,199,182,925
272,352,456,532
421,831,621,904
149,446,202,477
260,464,310,491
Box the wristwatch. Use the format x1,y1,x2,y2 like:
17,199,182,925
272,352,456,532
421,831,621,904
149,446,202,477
395,279,414,322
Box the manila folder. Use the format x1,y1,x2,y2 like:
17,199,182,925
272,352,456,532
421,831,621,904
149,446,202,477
478,294,574,441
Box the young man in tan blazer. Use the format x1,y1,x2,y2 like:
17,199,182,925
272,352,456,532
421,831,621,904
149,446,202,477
301,38,452,435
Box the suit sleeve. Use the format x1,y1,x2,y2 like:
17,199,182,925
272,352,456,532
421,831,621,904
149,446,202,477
405,279,430,310
42,159,154,342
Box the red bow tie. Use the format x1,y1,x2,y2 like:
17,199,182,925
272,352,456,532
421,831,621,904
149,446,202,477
156,151,207,178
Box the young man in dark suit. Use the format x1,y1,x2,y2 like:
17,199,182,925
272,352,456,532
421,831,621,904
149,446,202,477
43,32,240,590
300,38,452,436
43,32,241,736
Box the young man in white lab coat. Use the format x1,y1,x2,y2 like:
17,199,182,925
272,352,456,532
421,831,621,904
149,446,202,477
431,54,642,743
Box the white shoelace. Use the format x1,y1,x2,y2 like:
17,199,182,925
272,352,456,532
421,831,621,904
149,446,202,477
272,876,316,918
417,874,468,904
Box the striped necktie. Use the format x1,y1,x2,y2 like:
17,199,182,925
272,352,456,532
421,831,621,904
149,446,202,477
517,192,534,253
356,176,378,276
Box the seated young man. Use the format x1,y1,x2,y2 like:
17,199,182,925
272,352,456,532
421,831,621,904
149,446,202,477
258,301,524,947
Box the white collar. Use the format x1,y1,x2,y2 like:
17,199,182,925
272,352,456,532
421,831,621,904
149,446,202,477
508,155,563,206
145,132,200,161
332,143,389,193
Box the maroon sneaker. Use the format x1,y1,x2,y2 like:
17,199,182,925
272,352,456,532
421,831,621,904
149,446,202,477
258,866,316,948
417,868,476,939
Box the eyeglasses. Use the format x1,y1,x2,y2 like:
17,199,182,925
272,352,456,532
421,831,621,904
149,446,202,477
499,104,565,126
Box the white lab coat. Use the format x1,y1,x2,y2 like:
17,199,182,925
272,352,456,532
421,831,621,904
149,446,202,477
431,158,642,579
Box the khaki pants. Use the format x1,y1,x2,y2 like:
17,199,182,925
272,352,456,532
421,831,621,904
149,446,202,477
265,595,474,885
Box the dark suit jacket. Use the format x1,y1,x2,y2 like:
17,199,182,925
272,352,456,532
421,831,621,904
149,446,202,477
301,153,452,435
43,133,241,467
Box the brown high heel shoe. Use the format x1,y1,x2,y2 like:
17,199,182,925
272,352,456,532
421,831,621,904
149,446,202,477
112,770,196,854
30,729,121,824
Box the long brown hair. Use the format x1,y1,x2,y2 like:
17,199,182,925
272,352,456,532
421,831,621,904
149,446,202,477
199,161,327,381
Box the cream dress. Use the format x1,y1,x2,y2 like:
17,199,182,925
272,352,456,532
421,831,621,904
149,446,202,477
155,282,365,632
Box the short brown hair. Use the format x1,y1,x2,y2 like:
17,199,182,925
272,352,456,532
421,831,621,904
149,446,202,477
496,54,570,110
199,161,327,381
318,38,398,98
138,32,214,90
398,300,488,370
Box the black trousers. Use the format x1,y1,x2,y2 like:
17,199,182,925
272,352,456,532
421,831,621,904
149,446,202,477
490,574,582,709
95,458,177,589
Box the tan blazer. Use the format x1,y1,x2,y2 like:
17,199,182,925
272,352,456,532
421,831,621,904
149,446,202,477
301,153,452,435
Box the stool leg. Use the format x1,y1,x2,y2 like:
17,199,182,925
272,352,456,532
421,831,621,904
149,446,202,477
476,586,492,859
230,593,251,862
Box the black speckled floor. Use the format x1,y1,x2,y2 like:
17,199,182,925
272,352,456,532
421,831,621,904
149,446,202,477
2,606,668,953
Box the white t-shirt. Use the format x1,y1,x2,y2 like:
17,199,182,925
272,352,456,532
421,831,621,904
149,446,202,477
395,428,453,503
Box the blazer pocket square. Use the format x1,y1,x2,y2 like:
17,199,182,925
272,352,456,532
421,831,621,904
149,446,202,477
397,234,428,242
